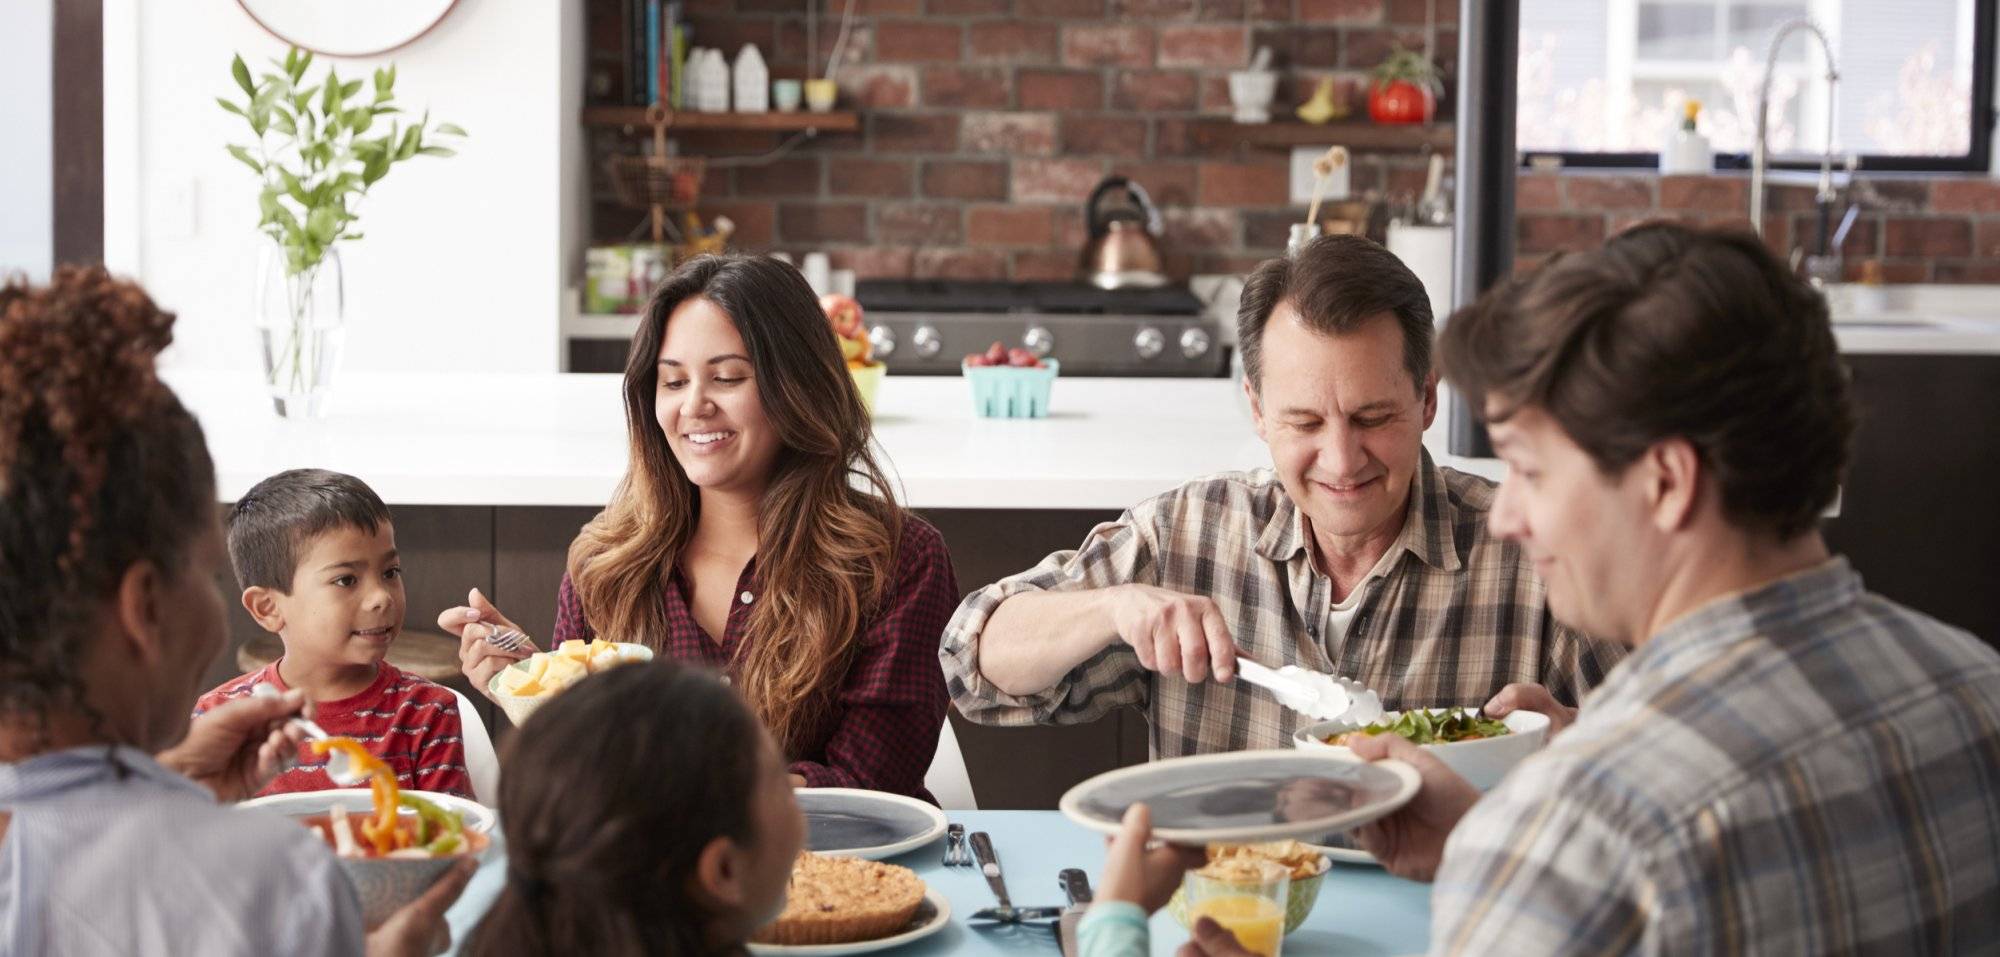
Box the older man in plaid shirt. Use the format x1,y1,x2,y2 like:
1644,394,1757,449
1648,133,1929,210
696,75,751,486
941,235,1626,757
1347,223,2000,954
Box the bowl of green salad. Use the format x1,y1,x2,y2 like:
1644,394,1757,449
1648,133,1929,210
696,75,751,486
1292,708,1549,791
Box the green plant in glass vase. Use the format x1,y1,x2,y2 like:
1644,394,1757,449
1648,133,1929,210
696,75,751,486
219,47,464,416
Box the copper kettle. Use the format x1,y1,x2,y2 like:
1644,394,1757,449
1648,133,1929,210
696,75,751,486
1077,176,1168,290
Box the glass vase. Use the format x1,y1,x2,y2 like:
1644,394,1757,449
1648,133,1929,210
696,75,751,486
254,243,345,418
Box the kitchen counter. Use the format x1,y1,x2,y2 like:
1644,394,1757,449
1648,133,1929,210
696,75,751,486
163,370,1499,510
1831,316,2000,355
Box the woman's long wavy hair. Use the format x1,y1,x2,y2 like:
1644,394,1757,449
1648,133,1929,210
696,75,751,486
462,662,769,957
566,254,903,754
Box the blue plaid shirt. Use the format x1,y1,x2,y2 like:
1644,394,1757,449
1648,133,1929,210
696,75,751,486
1431,558,2000,955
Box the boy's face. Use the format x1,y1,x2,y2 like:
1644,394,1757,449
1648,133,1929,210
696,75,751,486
246,523,405,670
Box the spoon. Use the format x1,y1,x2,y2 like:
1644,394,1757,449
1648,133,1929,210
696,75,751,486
250,683,368,786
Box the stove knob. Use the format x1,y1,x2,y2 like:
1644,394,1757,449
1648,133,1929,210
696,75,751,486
868,324,897,358
912,324,943,359
1022,326,1055,358
1179,327,1212,359
1134,326,1165,360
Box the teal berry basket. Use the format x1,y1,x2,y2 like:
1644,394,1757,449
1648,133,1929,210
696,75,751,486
963,358,1060,418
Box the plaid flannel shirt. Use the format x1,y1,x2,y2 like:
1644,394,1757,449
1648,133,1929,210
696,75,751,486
940,450,1625,756
555,515,956,800
1432,558,2000,955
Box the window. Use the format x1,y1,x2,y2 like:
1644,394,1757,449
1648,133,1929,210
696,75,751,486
1516,0,1996,171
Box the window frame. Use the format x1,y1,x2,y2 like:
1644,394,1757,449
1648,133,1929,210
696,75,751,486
1519,0,1997,173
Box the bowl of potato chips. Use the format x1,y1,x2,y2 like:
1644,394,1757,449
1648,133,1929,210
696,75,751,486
1164,840,1331,935
487,638,653,725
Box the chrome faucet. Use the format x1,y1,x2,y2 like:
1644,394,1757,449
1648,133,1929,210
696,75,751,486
1749,19,1841,239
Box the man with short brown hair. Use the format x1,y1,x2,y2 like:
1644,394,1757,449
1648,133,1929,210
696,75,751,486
940,235,1624,757
1352,223,2000,953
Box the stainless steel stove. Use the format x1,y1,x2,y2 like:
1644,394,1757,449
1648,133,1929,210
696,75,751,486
855,280,1228,377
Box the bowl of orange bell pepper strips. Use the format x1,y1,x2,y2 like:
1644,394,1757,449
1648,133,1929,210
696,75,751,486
240,737,495,926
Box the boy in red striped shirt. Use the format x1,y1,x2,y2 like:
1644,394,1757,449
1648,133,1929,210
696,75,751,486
194,469,470,798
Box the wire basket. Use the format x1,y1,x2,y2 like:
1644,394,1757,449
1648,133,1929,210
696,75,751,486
605,153,706,211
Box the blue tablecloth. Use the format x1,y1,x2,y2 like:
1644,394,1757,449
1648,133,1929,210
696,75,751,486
444,810,1432,956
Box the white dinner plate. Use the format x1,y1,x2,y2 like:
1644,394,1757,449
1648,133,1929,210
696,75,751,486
1308,834,1381,867
749,887,950,955
1058,750,1421,845
796,788,948,861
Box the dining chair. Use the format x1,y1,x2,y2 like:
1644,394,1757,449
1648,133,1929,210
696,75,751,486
924,715,978,810
452,687,501,804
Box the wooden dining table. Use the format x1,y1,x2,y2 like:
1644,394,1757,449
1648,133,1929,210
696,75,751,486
443,809,1433,956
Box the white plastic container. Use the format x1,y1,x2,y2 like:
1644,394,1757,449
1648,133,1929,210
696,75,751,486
694,49,730,113
733,44,769,113
1659,100,1713,175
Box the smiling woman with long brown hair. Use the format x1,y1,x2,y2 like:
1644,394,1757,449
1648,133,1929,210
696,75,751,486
450,255,958,799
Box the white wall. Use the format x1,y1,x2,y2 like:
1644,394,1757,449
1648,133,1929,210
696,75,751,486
105,0,582,374
0,0,53,280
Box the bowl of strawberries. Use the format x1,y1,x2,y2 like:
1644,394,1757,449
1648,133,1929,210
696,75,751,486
962,341,1059,418
821,293,885,414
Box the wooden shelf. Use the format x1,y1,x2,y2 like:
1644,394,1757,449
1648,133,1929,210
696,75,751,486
1189,119,1454,152
582,106,860,133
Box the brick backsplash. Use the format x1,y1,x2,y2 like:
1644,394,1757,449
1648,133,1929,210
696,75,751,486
593,4,1996,285
587,0,1457,280
1518,172,2000,284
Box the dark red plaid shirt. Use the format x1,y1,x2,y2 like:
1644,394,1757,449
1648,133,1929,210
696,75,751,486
553,516,956,801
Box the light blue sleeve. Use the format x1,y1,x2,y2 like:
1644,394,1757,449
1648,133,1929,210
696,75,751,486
1079,900,1151,957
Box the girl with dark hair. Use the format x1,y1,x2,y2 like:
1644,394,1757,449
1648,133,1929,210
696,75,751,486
449,255,958,799
0,267,464,954
461,661,805,956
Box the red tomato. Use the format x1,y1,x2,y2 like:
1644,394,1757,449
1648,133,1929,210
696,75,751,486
1367,81,1434,124
818,293,865,339
983,342,1007,366
1006,347,1040,368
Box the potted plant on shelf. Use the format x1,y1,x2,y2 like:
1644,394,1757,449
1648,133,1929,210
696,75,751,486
1368,45,1443,125
218,47,464,417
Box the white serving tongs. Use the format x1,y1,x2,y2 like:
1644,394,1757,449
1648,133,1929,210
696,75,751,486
1234,657,1384,726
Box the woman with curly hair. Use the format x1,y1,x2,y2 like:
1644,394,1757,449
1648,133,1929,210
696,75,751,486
448,255,959,799
0,267,464,955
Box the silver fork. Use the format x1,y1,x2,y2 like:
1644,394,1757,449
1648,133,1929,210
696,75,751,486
943,822,970,867
475,619,536,655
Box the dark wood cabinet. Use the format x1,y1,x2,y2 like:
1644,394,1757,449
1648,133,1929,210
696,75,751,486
1823,353,2000,647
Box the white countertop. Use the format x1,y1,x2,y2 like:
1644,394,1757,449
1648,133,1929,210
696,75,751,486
165,370,1500,510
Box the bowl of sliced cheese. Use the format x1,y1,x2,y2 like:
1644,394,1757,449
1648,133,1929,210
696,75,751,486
487,638,654,725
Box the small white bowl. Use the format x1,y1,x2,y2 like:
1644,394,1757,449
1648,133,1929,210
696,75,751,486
1293,709,1551,791
486,641,655,726
240,789,496,926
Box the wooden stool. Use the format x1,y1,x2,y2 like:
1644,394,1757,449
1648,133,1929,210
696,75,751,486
236,630,465,684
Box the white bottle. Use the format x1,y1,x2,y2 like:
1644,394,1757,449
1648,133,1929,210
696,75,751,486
1659,99,1713,175
682,47,708,112
734,44,769,114
701,50,731,113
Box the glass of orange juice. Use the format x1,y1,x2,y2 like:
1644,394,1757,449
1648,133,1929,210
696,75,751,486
1182,863,1290,957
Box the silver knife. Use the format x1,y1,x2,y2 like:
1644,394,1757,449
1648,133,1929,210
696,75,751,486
966,832,1066,923
1057,868,1093,957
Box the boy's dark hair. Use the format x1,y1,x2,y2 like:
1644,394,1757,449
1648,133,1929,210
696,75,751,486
226,468,392,592
1439,221,1854,541
1237,233,1435,392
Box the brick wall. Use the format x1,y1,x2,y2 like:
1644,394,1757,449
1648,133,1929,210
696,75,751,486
1518,171,2000,283
588,0,1457,280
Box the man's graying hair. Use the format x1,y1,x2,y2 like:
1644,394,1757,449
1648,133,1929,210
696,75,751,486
1236,234,1435,392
